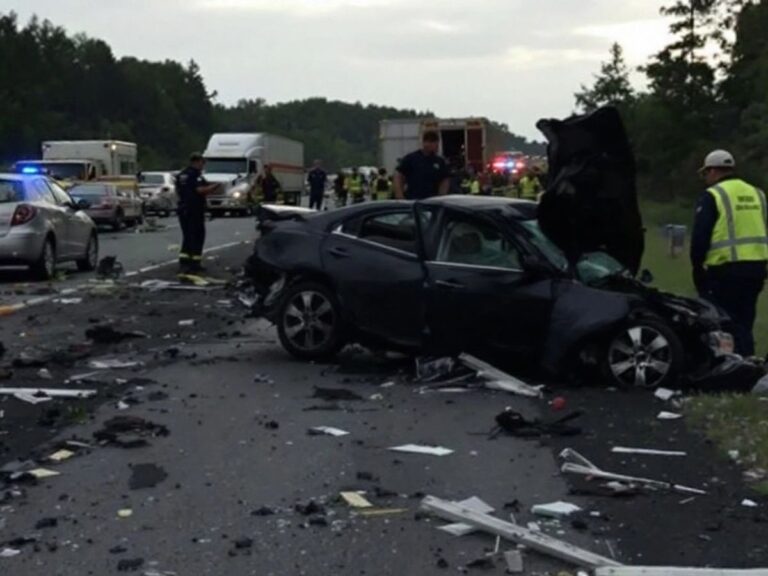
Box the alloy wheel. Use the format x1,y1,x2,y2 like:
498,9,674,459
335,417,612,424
608,325,672,388
282,290,336,352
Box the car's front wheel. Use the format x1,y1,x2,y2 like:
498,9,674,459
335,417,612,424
603,318,684,388
276,281,345,360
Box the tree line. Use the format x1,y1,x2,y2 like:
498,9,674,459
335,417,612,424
0,11,542,173
575,0,768,201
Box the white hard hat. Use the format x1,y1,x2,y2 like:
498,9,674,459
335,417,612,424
701,150,736,171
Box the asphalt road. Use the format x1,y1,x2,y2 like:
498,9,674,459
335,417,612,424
0,218,766,575
0,214,257,305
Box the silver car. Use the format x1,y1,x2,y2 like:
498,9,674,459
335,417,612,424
69,183,144,230
138,171,177,217
0,174,98,280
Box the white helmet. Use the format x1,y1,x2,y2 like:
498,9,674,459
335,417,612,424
701,150,736,171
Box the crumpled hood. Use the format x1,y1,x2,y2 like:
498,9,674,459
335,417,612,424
536,106,645,276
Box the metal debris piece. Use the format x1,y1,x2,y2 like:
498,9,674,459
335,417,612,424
389,444,454,457
531,501,583,519
340,492,374,508
459,353,543,398
611,447,687,457
560,448,705,495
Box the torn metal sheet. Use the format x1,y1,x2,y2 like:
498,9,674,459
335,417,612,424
421,495,622,569
611,447,687,457
12,392,52,405
48,450,75,462
504,550,525,574
438,497,496,537
389,444,454,457
0,388,97,399
654,387,679,401
458,354,543,398
596,568,768,576
560,448,705,495
657,411,683,420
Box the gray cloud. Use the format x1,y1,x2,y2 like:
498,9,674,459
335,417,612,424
3,0,669,138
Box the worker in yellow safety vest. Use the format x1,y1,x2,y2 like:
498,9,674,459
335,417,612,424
691,150,768,356
372,168,392,200
519,171,541,201
470,176,481,195
348,168,364,204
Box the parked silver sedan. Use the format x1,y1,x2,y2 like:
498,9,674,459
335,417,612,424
0,173,98,280
138,171,177,217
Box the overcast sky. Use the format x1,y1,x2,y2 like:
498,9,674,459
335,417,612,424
5,0,671,140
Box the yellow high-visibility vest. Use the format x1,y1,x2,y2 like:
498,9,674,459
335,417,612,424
705,178,768,267
520,176,540,200
470,180,480,195
347,175,363,194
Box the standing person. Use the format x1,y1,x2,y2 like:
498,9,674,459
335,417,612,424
372,168,391,200
519,171,542,201
691,150,768,356
307,159,327,210
175,153,219,274
394,131,450,200
348,168,364,204
258,164,281,204
334,172,347,207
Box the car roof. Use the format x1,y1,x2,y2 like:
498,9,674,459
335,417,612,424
0,173,43,182
420,194,537,219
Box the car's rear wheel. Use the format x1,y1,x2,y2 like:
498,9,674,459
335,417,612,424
77,233,98,272
276,281,345,360
31,237,56,281
603,318,684,388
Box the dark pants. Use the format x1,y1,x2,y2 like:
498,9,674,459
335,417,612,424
707,274,764,356
178,208,206,271
309,190,324,210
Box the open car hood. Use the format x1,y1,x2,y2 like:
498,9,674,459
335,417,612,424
536,106,644,276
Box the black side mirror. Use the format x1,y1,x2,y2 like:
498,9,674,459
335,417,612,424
75,198,91,210
522,254,552,276
640,269,654,284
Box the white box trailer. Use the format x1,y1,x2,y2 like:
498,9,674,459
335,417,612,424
203,133,305,213
42,140,138,178
379,118,508,175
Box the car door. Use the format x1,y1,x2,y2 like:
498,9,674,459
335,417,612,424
29,179,72,257
48,179,91,257
322,207,426,347
423,209,556,358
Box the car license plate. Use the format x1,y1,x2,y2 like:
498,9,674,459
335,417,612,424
709,331,735,356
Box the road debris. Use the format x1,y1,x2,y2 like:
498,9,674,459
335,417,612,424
94,416,170,448
389,444,454,457
504,550,525,573
494,408,582,438
308,426,350,437
89,359,142,369
37,368,52,379
654,387,679,401
312,387,363,401
97,256,124,279
48,449,75,462
596,568,768,575
459,353,544,397
0,548,21,558
531,501,583,519
116,558,144,572
741,499,758,508
178,319,195,327
0,387,97,400
438,497,495,537
117,509,133,518
560,448,706,495
611,447,687,457
421,495,622,569
340,491,374,508
86,325,148,344
658,411,684,420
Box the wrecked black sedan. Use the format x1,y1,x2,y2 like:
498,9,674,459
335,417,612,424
246,196,746,389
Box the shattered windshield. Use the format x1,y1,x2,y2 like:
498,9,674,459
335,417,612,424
519,220,569,272
576,251,629,284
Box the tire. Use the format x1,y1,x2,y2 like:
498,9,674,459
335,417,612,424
76,233,98,272
112,211,124,231
135,212,144,226
30,237,56,281
602,318,684,388
276,281,346,361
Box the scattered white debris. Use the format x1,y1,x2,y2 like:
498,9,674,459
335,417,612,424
742,499,758,508
389,444,454,457
504,550,525,573
89,359,141,370
340,492,374,508
178,319,195,327
12,392,52,405
657,411,683,420
380,381,396,388
26,468,60,479
654,388,678,401
117,401,131,411
37,368,52,380
729,450,740,461
459,353,543,398
0,548,21,558
611,447,687,457
0,388,96,400
438,497,495,536
309,426,350,437
48,449,75,462
531,501,583,519
52,298,83,305
117,509,133,518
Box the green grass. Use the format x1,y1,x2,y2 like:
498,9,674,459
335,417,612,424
640,199,768,353
643,200,768,491
687,394,768,494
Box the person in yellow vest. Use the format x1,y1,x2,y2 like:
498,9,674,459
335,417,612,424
372,168,391,200
691,150,768,356
470,175,481,195
348,168,364,204
519,171,542,201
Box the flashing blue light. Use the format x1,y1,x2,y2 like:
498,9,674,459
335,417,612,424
21,166,40,174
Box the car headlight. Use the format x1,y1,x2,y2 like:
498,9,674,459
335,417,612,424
233,191,242,199
708,331,735,357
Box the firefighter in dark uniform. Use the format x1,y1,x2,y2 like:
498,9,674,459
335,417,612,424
176,153,219,274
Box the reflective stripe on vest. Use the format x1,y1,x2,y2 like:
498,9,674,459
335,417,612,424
348,176,362,193
705,180,768,267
